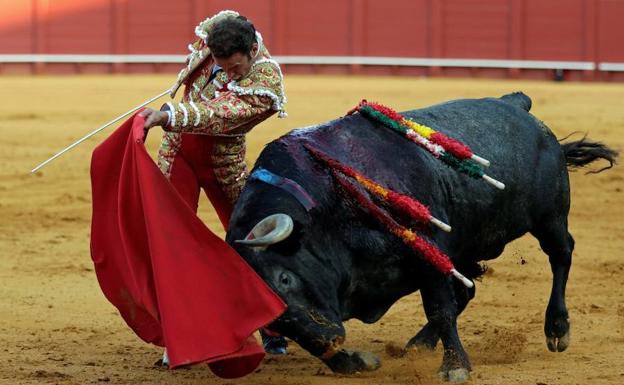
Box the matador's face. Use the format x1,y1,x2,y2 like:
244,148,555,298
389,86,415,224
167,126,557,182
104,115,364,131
213,43,259,81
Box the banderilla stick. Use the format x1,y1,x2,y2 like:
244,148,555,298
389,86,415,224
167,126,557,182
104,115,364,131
30,89,170,173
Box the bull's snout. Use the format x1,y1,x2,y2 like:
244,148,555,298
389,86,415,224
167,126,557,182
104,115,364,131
271,304,345,359
319,335,345,360
309,324,381,374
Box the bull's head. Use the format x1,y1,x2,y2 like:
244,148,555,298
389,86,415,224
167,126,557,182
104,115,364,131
230,212,346,360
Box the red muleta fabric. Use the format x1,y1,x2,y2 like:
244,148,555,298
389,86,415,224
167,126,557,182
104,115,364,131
89,112,286,378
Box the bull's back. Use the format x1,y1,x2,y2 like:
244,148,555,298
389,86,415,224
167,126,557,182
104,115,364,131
402,95,568,258
273,94,568,260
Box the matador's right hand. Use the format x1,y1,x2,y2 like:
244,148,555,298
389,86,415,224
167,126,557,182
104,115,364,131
139,107,169,130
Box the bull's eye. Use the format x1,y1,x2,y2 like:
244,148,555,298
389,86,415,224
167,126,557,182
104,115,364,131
279,273,290,286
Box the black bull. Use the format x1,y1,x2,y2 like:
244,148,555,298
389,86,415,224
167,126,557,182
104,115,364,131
225,93,617,381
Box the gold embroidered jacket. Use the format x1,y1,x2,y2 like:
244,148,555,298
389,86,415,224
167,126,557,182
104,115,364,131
158,10,286,204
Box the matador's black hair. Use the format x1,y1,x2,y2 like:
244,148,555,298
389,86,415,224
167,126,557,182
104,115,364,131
207,16,257,58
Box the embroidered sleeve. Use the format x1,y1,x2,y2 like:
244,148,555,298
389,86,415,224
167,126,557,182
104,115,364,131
164,93,274,135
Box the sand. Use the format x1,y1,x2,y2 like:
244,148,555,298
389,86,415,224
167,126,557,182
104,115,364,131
0,74,623,385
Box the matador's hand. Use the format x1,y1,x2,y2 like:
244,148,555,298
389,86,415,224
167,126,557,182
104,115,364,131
139,108,168,130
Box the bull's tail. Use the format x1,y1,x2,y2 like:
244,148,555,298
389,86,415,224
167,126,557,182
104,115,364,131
560,135,618,173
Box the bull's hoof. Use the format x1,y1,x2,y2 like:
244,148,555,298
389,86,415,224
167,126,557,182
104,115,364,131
438,368,470,383
323,350,381,374
546,331,570,352
544,310,570,352
545,313,570,352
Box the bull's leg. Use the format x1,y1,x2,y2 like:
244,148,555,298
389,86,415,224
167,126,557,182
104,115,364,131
531,219,574,353
407,322,439,350
407,280,475,351
420,274,471,382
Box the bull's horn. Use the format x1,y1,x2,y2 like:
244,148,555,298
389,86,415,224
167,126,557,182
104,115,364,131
235,213,294,249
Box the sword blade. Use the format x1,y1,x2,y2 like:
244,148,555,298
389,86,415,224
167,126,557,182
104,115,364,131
30,89,170,173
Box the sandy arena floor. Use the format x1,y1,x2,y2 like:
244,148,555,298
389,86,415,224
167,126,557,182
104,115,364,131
0,74,623,385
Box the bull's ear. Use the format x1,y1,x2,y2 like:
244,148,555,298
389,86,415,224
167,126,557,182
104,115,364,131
235,213,294,250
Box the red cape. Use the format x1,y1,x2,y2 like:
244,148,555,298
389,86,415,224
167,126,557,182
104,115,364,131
90,113,286,378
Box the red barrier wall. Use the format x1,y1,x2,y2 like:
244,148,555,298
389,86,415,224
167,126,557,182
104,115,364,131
0,0,623,81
